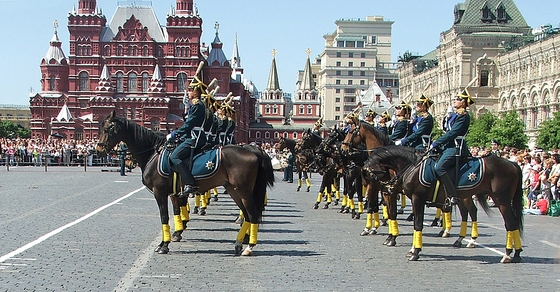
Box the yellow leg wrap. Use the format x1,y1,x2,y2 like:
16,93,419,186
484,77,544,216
212,187,218,196
195,195,200,207
201,193,208,208
413,230,423,249
506,231,513,249
391,219,399,236
401,195,406,208
444,212,452,230
471,222,478,238
335,189,340,200
388,219,393,235
362,185,367,196
162,224,171,242
316,192,323,203
348,198,355,210
435,208,442,219
239,209,244,219
459,221,467,237
358,202,364,213
365,213,373,229
298,179,302,187
173,215,184,232
186,201,190,213
305,178,311,187
236,221,251,242
180,206,189,222
249,223,258,245
373,212,380,228
341,195,347,207
326,192,332,203
382,205,388,220
512,229,522,250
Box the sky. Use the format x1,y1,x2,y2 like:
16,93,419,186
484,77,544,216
0,0,559,106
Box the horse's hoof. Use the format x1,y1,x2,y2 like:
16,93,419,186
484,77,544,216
511,256,522,263
354,213,361,220
192,207,199,214
342,208,349,214
380,220,387,226
171,232,183,242
241,246,254,256
360,228,371,236
442,230,451,238
337,208,344,213
406,214,414,221
333,199,338,206
383,235,392,245
312,203,319,209
452,240,462,248
466,241,476,248
408,254,419,261
500,255,512,263
386,238,397,246
406,250,413,257
322,204,329,209
306,187,310,192
234,242,243,255
430,218,440,227
397,208,404,214
437,230,445,237
199,208,207,216
297,186,301,192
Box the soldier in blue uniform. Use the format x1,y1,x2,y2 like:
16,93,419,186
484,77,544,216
223,102,236,145
168,76,208,197
430,88,474,205
377,111,390,135
364,109,376,125
397,94,434,149
312,117,323,136
389,100,411,142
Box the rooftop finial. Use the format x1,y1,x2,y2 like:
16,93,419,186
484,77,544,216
53,20,59,33
272,49,277,58
306,48,311,57
214,21,220,35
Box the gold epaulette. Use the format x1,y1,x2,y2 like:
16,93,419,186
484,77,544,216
419,112,430,118
191,98,200,105
456,108,466,115
397,116,405,122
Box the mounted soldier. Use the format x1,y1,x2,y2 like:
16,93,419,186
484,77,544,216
389,100,411,143
396,94,434,150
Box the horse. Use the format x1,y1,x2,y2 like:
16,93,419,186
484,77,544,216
96,110,275,256
341,122,397,242
275,137,311,192
362,145,524,262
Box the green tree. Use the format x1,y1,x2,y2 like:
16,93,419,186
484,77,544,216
466,112,496,147
0,121,31,139
489,111,527,149
536,111,560,150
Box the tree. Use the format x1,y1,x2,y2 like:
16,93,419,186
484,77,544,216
466,112,496,147
0,121,31,139
489,111,528,149
536,111,560,150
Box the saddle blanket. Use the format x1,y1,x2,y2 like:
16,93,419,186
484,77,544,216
419,156,485,190
158,147,221,180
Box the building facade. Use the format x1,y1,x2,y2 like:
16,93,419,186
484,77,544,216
31,0,256,142
318,16,399,123
397,0,560,145
0,105,31,129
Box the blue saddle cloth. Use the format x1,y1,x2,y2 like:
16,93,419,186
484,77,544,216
158,147,221,180
419,156,485,190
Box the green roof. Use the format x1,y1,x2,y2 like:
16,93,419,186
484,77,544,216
454,0,529,30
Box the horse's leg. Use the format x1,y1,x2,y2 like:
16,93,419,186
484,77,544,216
431,208,442,226
313,176,327,209
397,192,406,214
408,195,425,261
304,171,311,192
199,191,208,216
170,196,187,242
494,195,523,263
464,197,479,248
360,182,381,236
193,194,200,214
212,187,219,201
384,192,399,246
453,199,469,248
338,175,347,213
154,190,171,254
438,205,452,238
355,175,363,220
332,177,340,205
297,169,303,192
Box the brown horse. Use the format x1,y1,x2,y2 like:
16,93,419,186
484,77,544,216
362,145,524,262
275,137,311,192
96,110,274,256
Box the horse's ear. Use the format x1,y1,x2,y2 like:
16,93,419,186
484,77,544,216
109,110,116,120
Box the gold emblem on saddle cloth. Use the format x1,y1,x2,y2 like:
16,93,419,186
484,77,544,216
467,172,477,181
205,160,214,170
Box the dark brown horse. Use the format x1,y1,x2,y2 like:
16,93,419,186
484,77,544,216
96,111,274,256
275,137,312,192
362,145,524,262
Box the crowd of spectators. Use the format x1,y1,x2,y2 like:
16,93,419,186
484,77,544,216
0,137,118,167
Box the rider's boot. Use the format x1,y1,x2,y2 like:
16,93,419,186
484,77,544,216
438,173,460,207
172,162,198,198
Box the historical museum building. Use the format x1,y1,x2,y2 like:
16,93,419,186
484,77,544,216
398,0,560,145
31,0,257,142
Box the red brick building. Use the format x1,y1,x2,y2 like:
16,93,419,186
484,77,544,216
31,0,256,142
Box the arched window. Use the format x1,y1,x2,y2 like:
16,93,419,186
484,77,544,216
151,119,160,131
283,132,288,138
104,45,111,56
480,70,489,87
142,73,149,92
116,72,124,93
292,132,298,139
265,132,270,139
256,132,261,139
49,76,56,91
128,73,137,92
177,73,187,92
142,46,149,56
117,45,123,56
79,72,89,91
274,132,279,139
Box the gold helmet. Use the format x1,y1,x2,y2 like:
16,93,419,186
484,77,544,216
380,111,391,120
416,93,433,107
314,117,324,128
457,88,474,106
395,100,412,115
365,108,376,117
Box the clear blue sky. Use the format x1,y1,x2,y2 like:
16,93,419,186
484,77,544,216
0,0,558,105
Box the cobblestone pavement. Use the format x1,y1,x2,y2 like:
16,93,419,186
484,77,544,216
0,167,558,291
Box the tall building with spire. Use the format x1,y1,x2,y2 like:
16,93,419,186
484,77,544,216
30,0,256,142
292,49,320,125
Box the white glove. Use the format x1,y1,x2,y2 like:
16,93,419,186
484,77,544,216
166,133,172,141
395,140,402,146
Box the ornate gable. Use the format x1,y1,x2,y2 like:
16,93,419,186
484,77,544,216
113,15,152,42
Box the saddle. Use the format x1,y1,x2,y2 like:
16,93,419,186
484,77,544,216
419,156,485,190
157,146,222,179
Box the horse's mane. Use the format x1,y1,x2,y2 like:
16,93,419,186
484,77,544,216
360,122,394,146
113,115,167,148
367,145,422,166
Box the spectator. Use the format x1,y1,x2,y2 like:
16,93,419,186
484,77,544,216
524,194,549,215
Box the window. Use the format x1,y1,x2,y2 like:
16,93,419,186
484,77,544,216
335,89,341,93
360,71,365,76
104,45,111,56
116,72,123,92
335,97,340,103
79,72,89,91
265,132,270,139
345,96,355,103
151,120,160,131
283,132,288,138
482,5,492,22
117,45,123,56
348,62,353,67
335,106,340,112
348,80,353,85
480,70,489,86
80,101,87,108
49,76,56,91
356,41,364,48
75,130,83,141
274,132,279,139
335,115,340,120
336,61,341,67
337,41,344,47
348,71,354,76
336,70,341,76
142,73,149,92
128,73,137,92
370,36,377,44
130,108,136,119
361,62,366,67
273,105,278,114
336,52,341,57
348,52,354,58
361,53,366,58
335,80,341,85
143,46,149,56
292,132,298,139
265,105,270,114
299,105,304,114
307,105,312,114
496,5,506,22
346,41,355,48
360,80,365,85
256,132,261,139
177,73,187,92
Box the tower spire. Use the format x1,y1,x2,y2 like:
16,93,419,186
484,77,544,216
266,49,280,91
231,33,241,69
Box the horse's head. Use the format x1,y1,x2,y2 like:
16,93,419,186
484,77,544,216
341,124,361,152
96,110,125,154
275,138,286,151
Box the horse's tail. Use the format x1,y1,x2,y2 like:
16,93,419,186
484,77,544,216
511,161,524,236
243,145,275,215
474,193,492,216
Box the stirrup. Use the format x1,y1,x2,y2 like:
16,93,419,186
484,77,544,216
183,185,199,196
445,196,460,207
